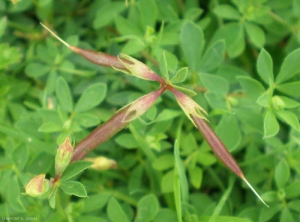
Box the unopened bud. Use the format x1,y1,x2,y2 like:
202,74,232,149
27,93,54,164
171,88,207,125
116,53,164,82
25,174,52,198
55,137,73,176
85,156,117,171
272,96,285,109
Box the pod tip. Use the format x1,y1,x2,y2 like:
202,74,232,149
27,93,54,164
242,176,269,208
40,22,70,48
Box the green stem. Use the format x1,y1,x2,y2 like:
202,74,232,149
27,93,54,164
110,190,138,206
207,167,225,191
129,124,156,162
208,176,235,222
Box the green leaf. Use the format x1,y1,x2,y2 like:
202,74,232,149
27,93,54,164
216,115,241,151
107,197,130,222
135,194,159,222
276,110,300,131
261,191,279,202
163,51,178,73
259,204,283,222
276,81,300,96
38,122,63,132
184,7,203,21
264,110,279,138
153,109,181,122
56,77,73,112
257,91,270,107
160,51,169,81
152,154,174,171
277,96,300,108
205,92,227,110
200,40,225,72
11,145,28,171
25,62,51,78
276,48,300,83
115,15,143,36
122,39,146,55
285,180,300,198
275,159,290,188
288,199,300,212
138,0,157,28
153,209,178,222
7,176,25,212
0,17,7,38
180,21,204,71
171,67,188,84
293,0,300,15
75,83,107,113
61,160,93,181
129,165,144,194
0,44,22,70
202,216,252,222
211,22,245,58
76,216,106,222
93,2,126,29
49,188,57,209
27,153,54,174
115,133,139,149
237,76,265,101
172,85,197,97
257,48,273,85
60,180,87,197
280,208,295,222
188,166,203,189
161,170,174,193
201,73,229,96
82,193,111,212
213,4,241,20
244,22,265,48
74,113,101,128
196,151,217,166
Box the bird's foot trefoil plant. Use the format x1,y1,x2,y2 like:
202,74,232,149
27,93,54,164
24,24,269,209
2,1,300,221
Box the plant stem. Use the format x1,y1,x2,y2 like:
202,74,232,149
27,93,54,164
208,176,235,222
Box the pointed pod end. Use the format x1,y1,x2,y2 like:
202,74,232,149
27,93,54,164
40,22,70,48
241,176,269,208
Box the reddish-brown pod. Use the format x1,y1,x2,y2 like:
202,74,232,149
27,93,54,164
71,87,165,162
191,115,269,207
40,23,165,84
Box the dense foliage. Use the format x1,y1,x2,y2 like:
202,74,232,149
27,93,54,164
1,0,300,221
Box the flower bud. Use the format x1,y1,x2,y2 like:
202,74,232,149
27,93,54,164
85,156,117,171
116,53,164,83
272,96,285,109
25,174,52,198
170,88,207,125
55,137,73,176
